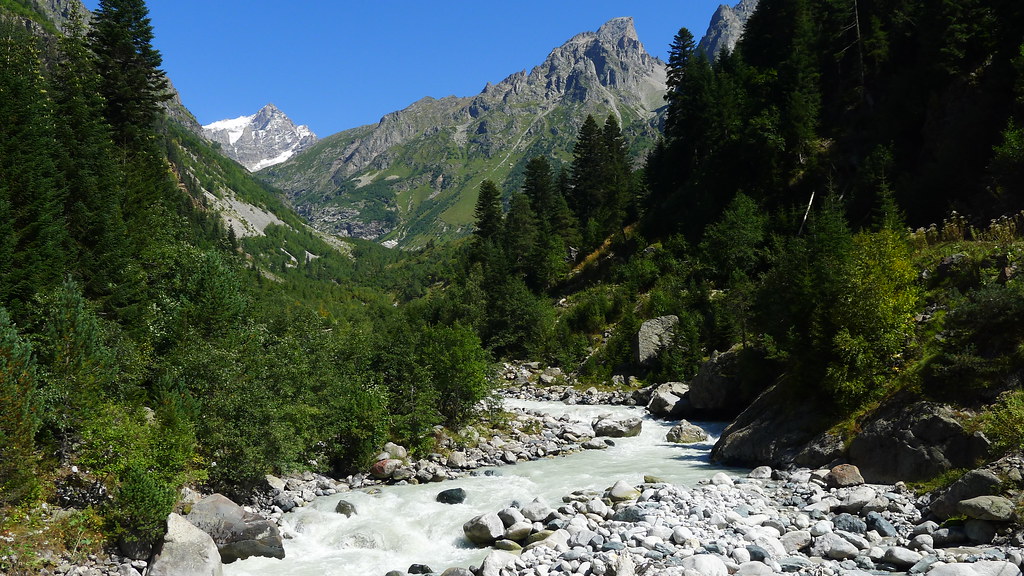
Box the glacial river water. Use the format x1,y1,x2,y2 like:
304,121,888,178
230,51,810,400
224,399,735,576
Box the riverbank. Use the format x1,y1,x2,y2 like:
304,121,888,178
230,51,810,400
453,465,1024,576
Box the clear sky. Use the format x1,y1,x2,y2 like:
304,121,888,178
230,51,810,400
81,1,727,137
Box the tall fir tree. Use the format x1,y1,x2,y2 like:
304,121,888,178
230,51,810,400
0,24,70,320
51,12,131,303
88,0,170,148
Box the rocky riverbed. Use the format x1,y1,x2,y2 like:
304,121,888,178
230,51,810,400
452,464,1023,576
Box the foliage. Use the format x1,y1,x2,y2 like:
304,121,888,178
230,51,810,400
0,306,39,506
979,389,1024,455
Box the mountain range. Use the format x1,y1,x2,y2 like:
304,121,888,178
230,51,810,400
191,4,758,249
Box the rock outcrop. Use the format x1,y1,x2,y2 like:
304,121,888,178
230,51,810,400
697,0,761,60
848,401,991,484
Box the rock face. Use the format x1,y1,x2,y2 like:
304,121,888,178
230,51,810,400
204,104,317,172
697,0,761,60
635,315,679,366
262,17,669,246
848,401,990,483
185,494,285,563
149,514,224,576
710,383,830,467
687,346,751,418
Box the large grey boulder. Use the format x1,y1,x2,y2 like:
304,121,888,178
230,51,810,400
848,401,990,483
635,315,678,366
646,382,690,419
149,514,224,576
185,494,285,563
593,415,642,438
666,421,708,444
958,495,1015,522
463,512,505,545
711,383,829,468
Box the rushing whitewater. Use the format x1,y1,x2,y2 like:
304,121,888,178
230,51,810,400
224,400,734,576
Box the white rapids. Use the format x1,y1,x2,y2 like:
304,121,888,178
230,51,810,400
224,399,737,576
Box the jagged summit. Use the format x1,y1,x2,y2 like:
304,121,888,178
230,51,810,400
203,104,317,172
698,0,760,60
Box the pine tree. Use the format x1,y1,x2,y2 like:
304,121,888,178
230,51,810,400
472,179,503,243
570,115,606,231
88,0,170,147
52,12,131,302
503,193,538,281
599,114,632,236
0,24,70,320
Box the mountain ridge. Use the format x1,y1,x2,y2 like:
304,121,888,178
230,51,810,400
260,17,667,247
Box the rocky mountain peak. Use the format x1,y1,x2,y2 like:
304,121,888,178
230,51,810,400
203,104,317,172
596,16,639,45
698,0,760,60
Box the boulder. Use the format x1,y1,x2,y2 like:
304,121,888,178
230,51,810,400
635,315,679,366
958,495,1015,522
436,488,467,505
593,415,642,438
149,514,223,576
680,554,728,576
929,469,1004,520
520,498,553,522
463,512,505,546
711,383,830,468
826,464,865,488
479,550,517,576
335,500,357,517
185,494,285,563
848,401,990,483
666,421,708,444
608,480,641,501
646,382,689,419
370,458,402,480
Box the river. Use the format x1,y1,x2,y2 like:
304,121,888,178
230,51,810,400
224,399,736,576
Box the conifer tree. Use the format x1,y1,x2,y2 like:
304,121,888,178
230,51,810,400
503,193,538,281
570,115,606,231
472,179,503,243
599,114,632,235
0,24,69,320
88,0,170,147
52,12,130,302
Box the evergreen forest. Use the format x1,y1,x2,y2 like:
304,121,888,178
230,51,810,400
3,0,1024,567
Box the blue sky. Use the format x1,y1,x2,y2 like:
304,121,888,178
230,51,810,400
81,1,727,136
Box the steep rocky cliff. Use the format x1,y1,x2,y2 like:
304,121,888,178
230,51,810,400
697,0,760,60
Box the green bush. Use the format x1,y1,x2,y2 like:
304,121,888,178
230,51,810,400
0,306,39,506
979,390,1024,455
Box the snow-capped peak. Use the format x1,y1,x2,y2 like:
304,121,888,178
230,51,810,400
202,104,318,171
